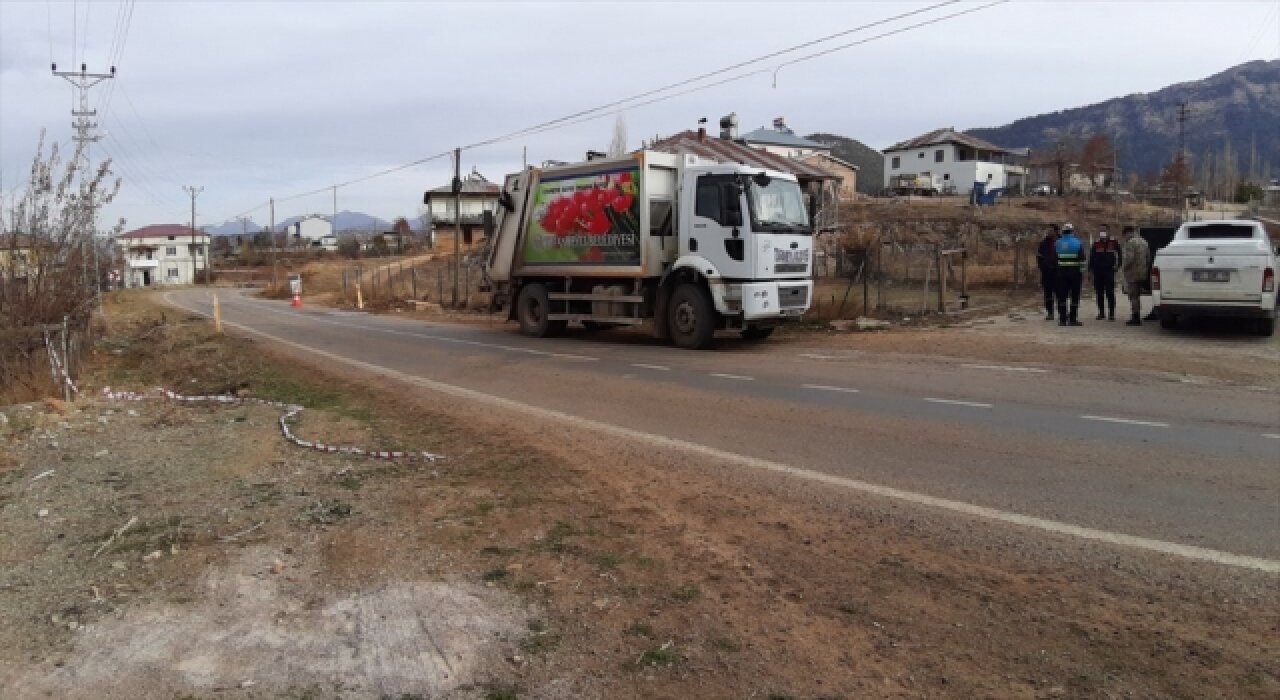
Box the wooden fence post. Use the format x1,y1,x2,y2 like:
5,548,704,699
936,247,946,313
411,266,418,299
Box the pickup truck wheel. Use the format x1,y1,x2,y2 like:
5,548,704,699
1256,317,1276,337
740,325,775,340
1159,311,1177,330
668,283,716,350
516,284,566,337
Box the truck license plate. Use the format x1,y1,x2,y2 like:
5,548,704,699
1192,270,1230,282
774,249,806,265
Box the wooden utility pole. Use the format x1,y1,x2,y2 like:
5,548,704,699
452,148,462,307
183,186,203,284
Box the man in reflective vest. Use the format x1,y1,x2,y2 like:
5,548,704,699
1054,223,1084,326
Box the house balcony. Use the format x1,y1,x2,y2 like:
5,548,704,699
128,258,159,269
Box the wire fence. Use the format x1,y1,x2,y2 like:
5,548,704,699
1,317,88,404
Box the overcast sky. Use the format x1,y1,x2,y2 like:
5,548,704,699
2,0,1278,230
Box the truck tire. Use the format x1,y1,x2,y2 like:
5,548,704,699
740,325,774,340
1256,317,1275,337
668,283,716,350
516,283,566,338
1159,311,1177,330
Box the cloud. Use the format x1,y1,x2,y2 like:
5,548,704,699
2,1,1274,228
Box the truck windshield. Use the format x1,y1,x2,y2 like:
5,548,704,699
747,179,810,234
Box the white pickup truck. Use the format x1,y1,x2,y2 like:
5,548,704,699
1151,220,1277,336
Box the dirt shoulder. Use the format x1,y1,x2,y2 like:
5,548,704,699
0,295,1276,698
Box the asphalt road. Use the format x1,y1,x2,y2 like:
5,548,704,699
164,289,1280,568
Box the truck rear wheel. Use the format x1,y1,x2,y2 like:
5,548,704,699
1159,311,1177,330
668,283,716,350
516,283,566,338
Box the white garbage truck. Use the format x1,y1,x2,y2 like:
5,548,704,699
483,150,815,349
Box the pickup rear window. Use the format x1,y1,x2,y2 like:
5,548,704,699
1184,224,1257,240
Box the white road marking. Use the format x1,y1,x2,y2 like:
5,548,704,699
962,363,1049,374
1081,415,1170,428
1262,433,1280,440
924,397,993,409
166,291,1280,574
218,296,601,361
710,373,754,381
631,363,671,371
801,384,861,394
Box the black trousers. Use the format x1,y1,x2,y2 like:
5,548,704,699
1040,269,1057,315
1056,268,1082,321
1093,271,1116,316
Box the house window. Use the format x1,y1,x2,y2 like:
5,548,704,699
167,235,175,241
918,152,925,158
891,156,900,169
166,246,177,256
935,149,945,163
167,267,180,279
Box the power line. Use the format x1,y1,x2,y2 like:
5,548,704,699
80,0,91,69
463,0,962,151
216,0,1006,221
771,0,1008,84
45,0,54,66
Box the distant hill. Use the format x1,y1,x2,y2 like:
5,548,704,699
806,133,883,194
204,219,262,236
206,210,401,236
968,60,1280,183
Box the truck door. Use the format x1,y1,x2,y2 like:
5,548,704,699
686,174,752,279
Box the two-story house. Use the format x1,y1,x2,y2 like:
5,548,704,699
287,215,336,250
116,224,209,287
740,117,831,159
422,168,501,247
882,128,1025,196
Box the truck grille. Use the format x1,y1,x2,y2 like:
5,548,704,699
778,284,809,309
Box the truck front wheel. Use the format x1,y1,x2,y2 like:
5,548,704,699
668,283,716,349
516,283,566,338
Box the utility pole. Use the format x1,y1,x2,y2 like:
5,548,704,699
452,147,462,307
332,185,338,250
269,197,277,285
1175,101,1189,213
52,61,114,308
183,186,204,284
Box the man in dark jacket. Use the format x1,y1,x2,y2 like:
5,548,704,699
1087,226,1122,320
1036,225,1059,321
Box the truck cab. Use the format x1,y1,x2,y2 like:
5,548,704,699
1152,220,1277,336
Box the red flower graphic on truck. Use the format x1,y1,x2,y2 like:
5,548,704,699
537,173,638,238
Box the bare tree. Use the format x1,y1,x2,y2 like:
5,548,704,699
1080,134,1115,197
2,132,122,328
607,113,628,157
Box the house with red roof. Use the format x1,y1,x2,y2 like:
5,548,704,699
116,224,210,287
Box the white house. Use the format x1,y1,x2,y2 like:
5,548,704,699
288,215,333,243
116,224,210,287
882,128,1026,195
740,117,830,159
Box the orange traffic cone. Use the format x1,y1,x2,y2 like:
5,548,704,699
291,293,302,308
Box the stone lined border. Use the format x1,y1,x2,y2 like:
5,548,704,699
101,387,444,462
